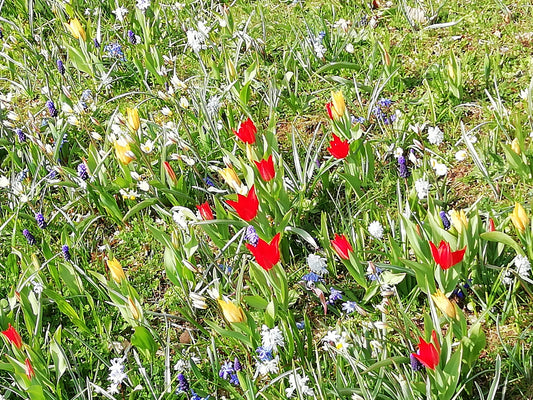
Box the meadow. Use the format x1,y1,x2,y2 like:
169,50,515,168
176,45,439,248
0,0,533,398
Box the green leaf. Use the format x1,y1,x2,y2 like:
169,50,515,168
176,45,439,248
50,327,68,381
480,231,523,254
123,198,158,222
243,295,268,309
131,326,159,359
43,290,90,334
27,385,45,400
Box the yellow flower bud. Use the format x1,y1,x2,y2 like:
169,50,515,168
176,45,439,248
218,299,246,323
331,91,346,120
450,209,468,234
511,138,521,155
128,297,141,320
65,18,86,41
510,203,529,233
431,289,456,319
219,167,242,193
114,137,135,165
107,258,126,283
126,108,140,132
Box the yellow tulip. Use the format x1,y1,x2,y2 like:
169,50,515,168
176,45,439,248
330,91,346,120
218,299,246,323
450,209,468,234
431,289,456,319
510,203,529,233
128,297,141,320
511,138,521,155
107,258,126,283
65,18,86,41
126,108,140,132
114,137,135,165
219,167,242,193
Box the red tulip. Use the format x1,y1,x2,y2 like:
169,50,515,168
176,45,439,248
429,240,466,270
163,161,177,183
327,134,349,159
233,118,257,144
325,102,334,120
254,155,275,182
227,185,259,221
1,324,22,349
488,218,495,232
196,202,214,220
331,234,353,260
246,233,281,271
25,358,35,379
411,330,441,370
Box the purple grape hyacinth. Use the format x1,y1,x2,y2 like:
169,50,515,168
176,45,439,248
35,213,47,229
23,229,36,245
57,59,65,75
15,128,26,143
77,163,89,181
62,245,71,261
398,155,410,178
46,100,58,117
128,30,137,44
440,211,451,230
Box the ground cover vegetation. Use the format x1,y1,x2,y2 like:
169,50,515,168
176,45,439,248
1,0,533,398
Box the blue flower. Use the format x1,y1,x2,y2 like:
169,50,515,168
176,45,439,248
104,42,125,60
296,321,305,330
327,287,343,304
302,272,321,283
256,346,273,361
229,373,239,385
233,357,242,372
128,30,137,44
218,361,234,380
341,301,358,314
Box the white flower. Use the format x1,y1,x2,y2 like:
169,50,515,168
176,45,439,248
179,97,189,108
31,280,44,295
161,107,172,116
345,43,354,53
520,88,529,100
322,330,341,345
433,163,448,176
112,6,128,22
314,42,326,58
108,358,127,385
368,221,384,239
394,147,404,158
465,134,478,144
255,355,279,376
501,270,513,286
206,96,221,118
427,126,444,145
190,292,207,309
186,29,206,52
136,0,150,11
455,150,467,161
140,140,154,154
0,175,9,188
261,325,284,352
333,18,352,32
137,181,150,192
514,255,531,280
285,372,314,398
414,179,429,199
307,254,328,275
172,210,189,230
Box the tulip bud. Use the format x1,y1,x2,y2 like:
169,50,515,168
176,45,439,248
107,258,126,283
65,18,86,41
511,138,521,155
128,297,141,320
510,203,529,233
431,289,457,319
450,209,468,234
218,299,246,323
125,108,140,132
